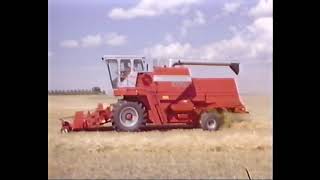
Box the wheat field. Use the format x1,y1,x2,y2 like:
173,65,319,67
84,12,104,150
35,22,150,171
48,95,272,179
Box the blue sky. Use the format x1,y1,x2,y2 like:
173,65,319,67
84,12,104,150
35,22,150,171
48,0,272,95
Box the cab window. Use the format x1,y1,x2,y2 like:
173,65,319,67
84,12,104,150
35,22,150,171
134,59,144,71
120,59,131,82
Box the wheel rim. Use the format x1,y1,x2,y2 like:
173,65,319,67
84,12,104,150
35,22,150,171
207,118,217,129
119,107,139,127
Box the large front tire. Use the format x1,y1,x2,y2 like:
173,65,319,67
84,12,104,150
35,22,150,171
111,100,146,132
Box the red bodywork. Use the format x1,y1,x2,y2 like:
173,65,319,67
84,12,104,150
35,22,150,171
60,66,248,132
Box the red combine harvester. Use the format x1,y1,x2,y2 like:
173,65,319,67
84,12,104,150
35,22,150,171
60,55,248,133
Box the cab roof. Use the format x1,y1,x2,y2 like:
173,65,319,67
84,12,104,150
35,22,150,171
102,55,146,59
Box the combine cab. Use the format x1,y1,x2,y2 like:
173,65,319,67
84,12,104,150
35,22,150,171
60,55,248,132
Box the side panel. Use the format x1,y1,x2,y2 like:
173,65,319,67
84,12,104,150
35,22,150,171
192,78,244,107
155,78,244,106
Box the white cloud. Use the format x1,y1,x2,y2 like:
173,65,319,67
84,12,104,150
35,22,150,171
81,34,103,47
194,10,206,24
169,6,191,15
144,15,272,63
145,0,273,63
60,40,79,48
105,32,127,46
211,1,241,22
198,16,272,62
61,32,127,48
200,35,271,62
144,42,193,58
248,17,273,40
249,0,273,18
109,0,203,20
223,2,241,13
181,10,206,36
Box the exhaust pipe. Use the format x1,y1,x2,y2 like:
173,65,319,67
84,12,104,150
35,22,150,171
171,60,240,75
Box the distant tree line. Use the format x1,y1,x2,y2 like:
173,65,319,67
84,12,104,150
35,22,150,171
48,87,106,95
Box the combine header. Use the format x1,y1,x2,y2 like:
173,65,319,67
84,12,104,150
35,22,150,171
60,55,248,133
